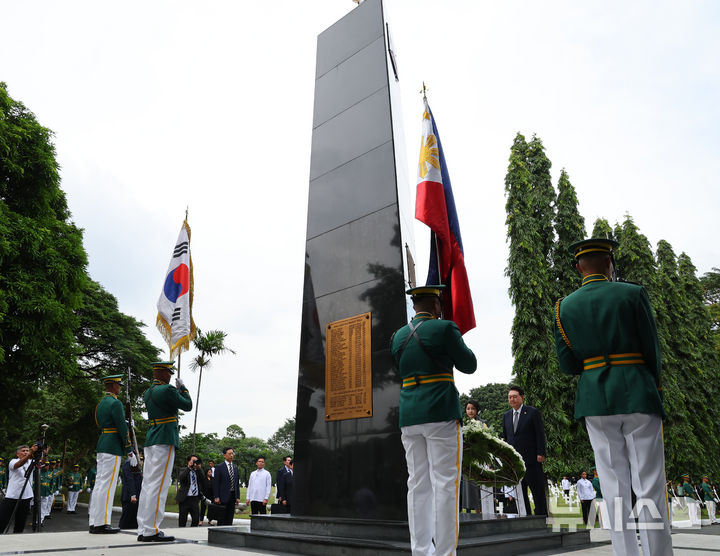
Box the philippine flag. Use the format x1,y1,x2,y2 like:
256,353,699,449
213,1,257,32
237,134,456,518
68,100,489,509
415,100,476,335
156,219,197,356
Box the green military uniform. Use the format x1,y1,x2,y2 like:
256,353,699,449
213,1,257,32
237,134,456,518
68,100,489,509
553,239,671,555
40,469,52,497
95,393,131,456
554,275,664,419
702,476,718,524
137,361,192,540
86,467,96,490
143,379,192,448
391,311,477,427
592,476,603,500
89,374,130,532
67,470,83,492
0,458,7,491
390,286,477,556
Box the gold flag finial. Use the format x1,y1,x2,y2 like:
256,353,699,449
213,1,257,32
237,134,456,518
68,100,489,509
420,82,428,101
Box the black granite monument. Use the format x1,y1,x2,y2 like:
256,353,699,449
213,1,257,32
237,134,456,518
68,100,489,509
294,0,414,521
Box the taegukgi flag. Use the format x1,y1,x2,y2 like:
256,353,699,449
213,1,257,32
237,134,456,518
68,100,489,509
415,99,476,335
156,219,196,356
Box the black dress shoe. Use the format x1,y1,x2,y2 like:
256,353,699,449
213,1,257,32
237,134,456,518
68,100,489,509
140,531,175,542
89,526,94,533
137,535,144,541
90,525,120,534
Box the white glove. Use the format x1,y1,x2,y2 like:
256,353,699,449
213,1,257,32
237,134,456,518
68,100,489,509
86,488,92,493
128,453,138,467
55,490,60,495
175,377,186,390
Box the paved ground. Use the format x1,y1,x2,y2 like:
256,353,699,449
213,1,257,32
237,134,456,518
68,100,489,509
2,507,719,555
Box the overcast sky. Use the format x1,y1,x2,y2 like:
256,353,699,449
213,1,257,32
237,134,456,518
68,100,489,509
3,1,718,441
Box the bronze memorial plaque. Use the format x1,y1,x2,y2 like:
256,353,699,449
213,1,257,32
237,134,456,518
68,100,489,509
325,312,372,421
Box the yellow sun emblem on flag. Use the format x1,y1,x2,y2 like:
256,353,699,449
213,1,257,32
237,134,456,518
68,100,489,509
418,134,440,179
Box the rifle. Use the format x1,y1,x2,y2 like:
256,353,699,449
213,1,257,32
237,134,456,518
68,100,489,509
125,367,141,472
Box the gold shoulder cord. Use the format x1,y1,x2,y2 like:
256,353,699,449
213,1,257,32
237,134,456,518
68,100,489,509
555,298,572,350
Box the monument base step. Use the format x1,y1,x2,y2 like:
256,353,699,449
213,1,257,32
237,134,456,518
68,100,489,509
207,515,592,556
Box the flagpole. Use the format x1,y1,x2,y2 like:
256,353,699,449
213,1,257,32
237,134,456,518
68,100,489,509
177,351,182,379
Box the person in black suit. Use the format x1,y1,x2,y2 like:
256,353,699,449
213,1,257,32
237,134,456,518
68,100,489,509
275,456,291,505
119,456,143,529
176,455,204,527
277,460,294,513
501,385,548,516
213,447,239,525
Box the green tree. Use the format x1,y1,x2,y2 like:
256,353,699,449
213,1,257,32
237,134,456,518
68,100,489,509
0,83,88,440
677,254,720,478
700,268,720,351
613,216,656,290
189,330,235,452
225,424,246,440
504,133,570,475
267,417,295,455
590,218,614,240
551,169,586,299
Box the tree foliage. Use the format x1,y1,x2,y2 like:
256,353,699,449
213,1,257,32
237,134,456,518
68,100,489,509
460,383,509,432
0,82,88,433
267,417,295,455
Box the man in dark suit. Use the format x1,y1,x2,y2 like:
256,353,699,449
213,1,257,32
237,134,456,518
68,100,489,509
277,460,294,513
119,455,143,529
501,385,547,516
176,454,203,527
275,456,292,506
213,447,239,526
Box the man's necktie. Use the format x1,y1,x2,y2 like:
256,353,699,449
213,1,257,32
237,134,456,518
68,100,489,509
229,464,235,491
190,470,197,495
513,411,519,433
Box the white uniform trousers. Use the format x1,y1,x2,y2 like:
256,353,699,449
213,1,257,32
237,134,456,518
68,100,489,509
686,497,700,526
707,500,717,524
401,420,462,556
585,413,672,556
89,453,121,527
41,495,52,521
137,444,175,537
67,490,80,512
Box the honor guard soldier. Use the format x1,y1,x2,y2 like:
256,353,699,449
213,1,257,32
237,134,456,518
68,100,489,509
391,285,477,556
681,474,700,526
136,361,192,542
89,374,136,534
701,475,718,524
66,464,83,514
0,457,7,493
554,238,672,555
40,462,52,523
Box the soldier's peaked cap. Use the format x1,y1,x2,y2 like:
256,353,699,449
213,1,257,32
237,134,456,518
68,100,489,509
152,361,176,374
103,374,124,386
406,285,445,299
569,238,619,261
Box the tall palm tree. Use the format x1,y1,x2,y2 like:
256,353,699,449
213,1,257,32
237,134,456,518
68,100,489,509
189,329,235,453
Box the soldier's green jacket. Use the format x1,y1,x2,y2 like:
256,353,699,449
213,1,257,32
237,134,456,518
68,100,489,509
51,467,63,491
391,313,477,428
95,392,131,456
67,471,83,492
143,379,192,448
554,274,664,419
702,482,714,501
592,476,602,499
0,466,7,489
86,467,96,489
40,469,52,497
682,482,695,499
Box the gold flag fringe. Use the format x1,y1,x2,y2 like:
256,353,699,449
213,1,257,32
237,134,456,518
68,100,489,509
156,219,197,358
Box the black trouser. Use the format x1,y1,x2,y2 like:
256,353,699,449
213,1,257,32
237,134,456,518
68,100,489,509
0,498,31,533
220,495,236,525
178,496,199,527
118,501,139,529
250,501,267,515
581,499,592,525
199,498,207,523
521,464,548,516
